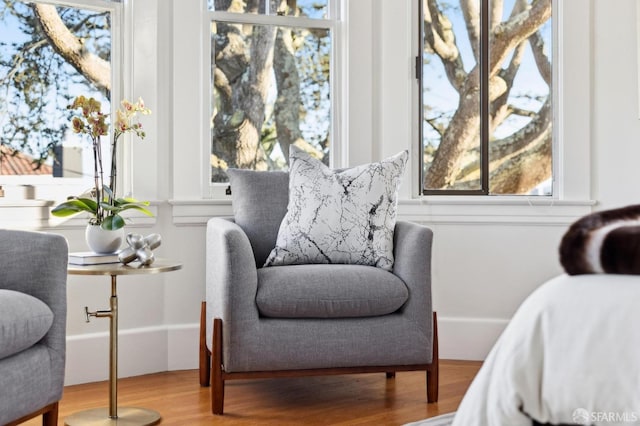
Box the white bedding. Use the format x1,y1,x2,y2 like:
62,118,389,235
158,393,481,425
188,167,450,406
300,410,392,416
452,274,640,426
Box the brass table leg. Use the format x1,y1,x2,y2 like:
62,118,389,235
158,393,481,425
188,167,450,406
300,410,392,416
109,274,118,418
65,275,161,425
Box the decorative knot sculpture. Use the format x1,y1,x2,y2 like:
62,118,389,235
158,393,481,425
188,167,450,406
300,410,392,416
118,233,161,266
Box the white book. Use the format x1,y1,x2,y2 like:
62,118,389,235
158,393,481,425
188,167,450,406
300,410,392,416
68,251,121,265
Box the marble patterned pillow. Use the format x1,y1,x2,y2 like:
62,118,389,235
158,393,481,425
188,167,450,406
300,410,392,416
264,145,408,271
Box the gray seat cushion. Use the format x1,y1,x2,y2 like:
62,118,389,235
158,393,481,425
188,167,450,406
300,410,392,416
226,169,289,267
0,290,54,360
256,264,409,318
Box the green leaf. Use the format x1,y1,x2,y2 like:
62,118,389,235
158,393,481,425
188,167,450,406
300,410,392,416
99,202,122,212
98,200,154,217
76,197,98,211
101,214,125,230
51,198,98,217
118,197,149,205
116,203,154,216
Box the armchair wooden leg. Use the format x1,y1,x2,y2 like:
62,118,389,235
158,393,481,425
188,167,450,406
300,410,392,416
385,372,396,378
199,301,211,387
426,311,439,403
5,402,59,426
212,318,225,415
42,402,58,426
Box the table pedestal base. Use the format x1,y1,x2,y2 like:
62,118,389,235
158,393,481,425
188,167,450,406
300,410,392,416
66,260,182,426
64,407,161,425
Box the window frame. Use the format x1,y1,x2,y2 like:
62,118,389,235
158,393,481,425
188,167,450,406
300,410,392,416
0,0,126,201
170,0,592,226
418,0,556,197
204,0,342,198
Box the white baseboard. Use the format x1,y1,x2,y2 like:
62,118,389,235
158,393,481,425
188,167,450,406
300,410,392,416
167,324,200,371
438,316,509,361
64,317,507,385
64,324,199,386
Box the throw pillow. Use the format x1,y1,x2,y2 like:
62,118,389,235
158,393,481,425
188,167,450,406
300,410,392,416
264,145,408,271
559,204,640,275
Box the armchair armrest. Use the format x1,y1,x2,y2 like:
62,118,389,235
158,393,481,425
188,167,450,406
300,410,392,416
392,221,434,330
205,218,260,352
0,230,68,368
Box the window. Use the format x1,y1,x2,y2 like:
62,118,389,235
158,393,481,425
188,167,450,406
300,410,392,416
420,0,553,195
0,0,121,195
208,0,337,183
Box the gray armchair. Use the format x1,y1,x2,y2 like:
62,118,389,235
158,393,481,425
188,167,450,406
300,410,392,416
199,171,438,415
0,230,68,426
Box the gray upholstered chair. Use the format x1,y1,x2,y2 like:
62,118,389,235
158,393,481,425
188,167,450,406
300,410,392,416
199,170,438,415
0,230,68,426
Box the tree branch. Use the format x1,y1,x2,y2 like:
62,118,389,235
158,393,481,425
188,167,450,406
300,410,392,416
529,29,551,85
32,3,110,92
490,98,552,160
490,0,551,77
273,27,302,162
0,38,48,86
424,0,467,92
489,39,527,131
460,0,480,62
489,134,551,194
490,0,504,30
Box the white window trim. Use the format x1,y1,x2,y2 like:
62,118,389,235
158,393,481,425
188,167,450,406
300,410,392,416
397,0,594,223
416,0,559,198
410,0,589,201
0,0,162,229
170,0,594,226
0,0,124,198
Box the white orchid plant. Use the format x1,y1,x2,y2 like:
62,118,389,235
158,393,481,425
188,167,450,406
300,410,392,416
52,96,153,230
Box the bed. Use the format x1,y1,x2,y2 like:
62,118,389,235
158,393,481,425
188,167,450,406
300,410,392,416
451,273,640,426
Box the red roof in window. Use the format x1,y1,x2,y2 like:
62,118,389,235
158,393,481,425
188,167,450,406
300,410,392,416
0,145,53,176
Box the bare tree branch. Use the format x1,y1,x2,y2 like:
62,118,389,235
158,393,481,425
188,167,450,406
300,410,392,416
273,28,303,161
490,0,504,30
490,39,527,131
210,22,277,181
424,0,467,91
32,3,110,92
491,98,551,160
424,0,552,190
490,0,551,77
460,0,480,61
489,134,551,194
529,30,551,85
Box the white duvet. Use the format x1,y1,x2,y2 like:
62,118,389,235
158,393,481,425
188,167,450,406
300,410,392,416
452,274,640,426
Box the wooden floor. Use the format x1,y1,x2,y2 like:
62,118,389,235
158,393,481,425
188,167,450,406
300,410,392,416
23,361,481,426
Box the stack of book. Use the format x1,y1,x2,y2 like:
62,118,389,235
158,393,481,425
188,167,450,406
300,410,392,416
68,251,121,265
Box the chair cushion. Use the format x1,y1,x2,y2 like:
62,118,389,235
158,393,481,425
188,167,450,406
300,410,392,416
226,169,289,266
0,289,53,360
256,264,409,318
264,146,408,271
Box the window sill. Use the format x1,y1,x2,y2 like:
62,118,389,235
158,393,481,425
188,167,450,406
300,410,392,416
169,199,233,226
399,197,596,225
170,197,596,226
0,200,158,230
0,199,56,230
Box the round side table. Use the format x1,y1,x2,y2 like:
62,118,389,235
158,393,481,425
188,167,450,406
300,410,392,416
65,259,182,426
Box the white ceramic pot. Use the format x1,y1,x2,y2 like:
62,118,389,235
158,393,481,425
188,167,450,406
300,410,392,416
85,224,124,254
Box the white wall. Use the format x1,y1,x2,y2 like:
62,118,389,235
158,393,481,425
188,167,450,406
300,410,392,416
592,1,640,208
3,0,638,385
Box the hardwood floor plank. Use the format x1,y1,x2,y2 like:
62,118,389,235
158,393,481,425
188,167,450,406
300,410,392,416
21,360,481,425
